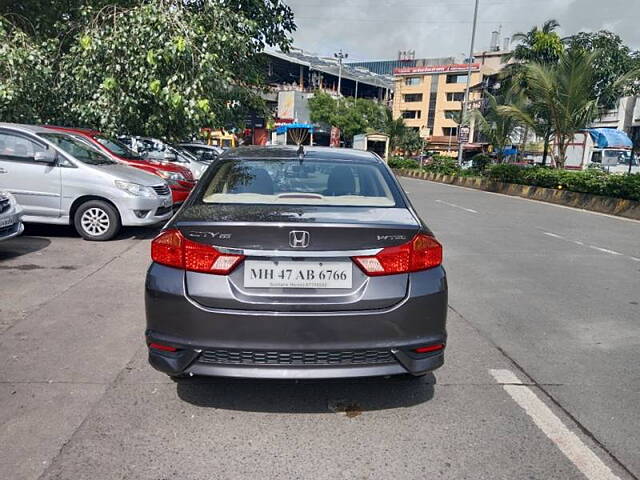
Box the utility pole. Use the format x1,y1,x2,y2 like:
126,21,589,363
334,49,348,97
457,0,480,165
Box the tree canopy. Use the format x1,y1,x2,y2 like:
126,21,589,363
308,91,387,142
0,0,296,139
566,31,640,109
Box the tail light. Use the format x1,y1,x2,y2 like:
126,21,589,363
151,229,244,274
148,342,178,352
414,343,445,354
352,234,442,276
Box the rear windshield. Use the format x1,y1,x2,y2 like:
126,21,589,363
197,158,402,207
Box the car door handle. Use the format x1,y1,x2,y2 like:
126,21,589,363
0,168,7,174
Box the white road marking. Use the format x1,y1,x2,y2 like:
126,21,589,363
404,177,640,224
589,246,623,256
542,231,635,261
490,369,620,480
435,199,478,214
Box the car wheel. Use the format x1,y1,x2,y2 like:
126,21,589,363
74,200,121,241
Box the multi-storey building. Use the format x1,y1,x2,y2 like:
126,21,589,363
392,63,484,155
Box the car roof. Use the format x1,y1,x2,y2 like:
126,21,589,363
44,126,102,136
0,123,58,135
222,145,380,163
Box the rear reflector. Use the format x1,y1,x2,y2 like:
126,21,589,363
414,344,445,354
353,233,442,276
151,229,244,274
149,342,178,352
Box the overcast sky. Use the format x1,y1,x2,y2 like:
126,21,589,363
283,0,640,62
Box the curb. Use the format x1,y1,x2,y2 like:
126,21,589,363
395,169,640,221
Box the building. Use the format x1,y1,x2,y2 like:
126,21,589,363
591,96,640,150
392,63,484,155
239,47,395,145
348,52,456,76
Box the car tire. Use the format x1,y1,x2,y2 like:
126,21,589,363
73,200,121,241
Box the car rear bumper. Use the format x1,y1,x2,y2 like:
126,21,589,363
145,264,448,379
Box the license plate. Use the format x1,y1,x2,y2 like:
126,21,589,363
0,215,16,228
244,260,352,289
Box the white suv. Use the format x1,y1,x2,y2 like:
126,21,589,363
0,123,173,241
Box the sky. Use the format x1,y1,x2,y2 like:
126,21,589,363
283,0,640,62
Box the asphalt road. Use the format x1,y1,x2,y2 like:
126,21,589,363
0,179,638,480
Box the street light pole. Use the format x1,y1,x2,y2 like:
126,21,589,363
334,49,348,97
457,0,480,165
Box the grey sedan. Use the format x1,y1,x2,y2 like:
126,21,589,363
145,146,447,379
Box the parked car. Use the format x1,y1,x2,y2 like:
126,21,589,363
119,136,209,179
45,127,195,205
0,190,24,241
177,142,222,163
0,124,173,241
145,146,447,379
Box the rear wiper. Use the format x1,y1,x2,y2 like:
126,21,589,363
276,193,323,200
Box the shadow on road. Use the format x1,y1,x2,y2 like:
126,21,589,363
0,236,51,261
20,223,160,241
175,374,436,414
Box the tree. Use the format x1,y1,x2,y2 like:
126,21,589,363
503,20,565,165
382,109,407,152
566,31,640,109
398,127,422,154
0,18,57,123
498,49,601,168
471,90,523,162
508,19,564,65
0,0,296,139
308,91,386,143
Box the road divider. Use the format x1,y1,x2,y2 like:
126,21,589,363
396,169,640,221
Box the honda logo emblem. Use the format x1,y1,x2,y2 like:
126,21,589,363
289,230,310,248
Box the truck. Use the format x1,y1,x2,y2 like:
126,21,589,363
565,128,637,173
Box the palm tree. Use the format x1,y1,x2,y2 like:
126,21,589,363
471,90,524,162
383,109,408,153
508,19,563,65
498,49,600,168
502,20,565,165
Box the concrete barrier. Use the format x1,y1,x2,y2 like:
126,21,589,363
395,169,640,221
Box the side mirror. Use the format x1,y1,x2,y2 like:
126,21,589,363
33,150,56,165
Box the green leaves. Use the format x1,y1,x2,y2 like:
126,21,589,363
79,35,92,51
308,91,387,142
0,0,295,139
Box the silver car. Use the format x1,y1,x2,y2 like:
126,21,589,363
0,124,173,241
120,136,209,179
0,190,24,241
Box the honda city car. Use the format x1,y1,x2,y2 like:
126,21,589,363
145,146,447,379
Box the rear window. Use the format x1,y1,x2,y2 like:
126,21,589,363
197,158,401,207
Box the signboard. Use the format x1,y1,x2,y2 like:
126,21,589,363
394,63,480,75
330,127,341,147
457,126,471,143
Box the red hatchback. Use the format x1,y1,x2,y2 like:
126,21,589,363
44,126,195,205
